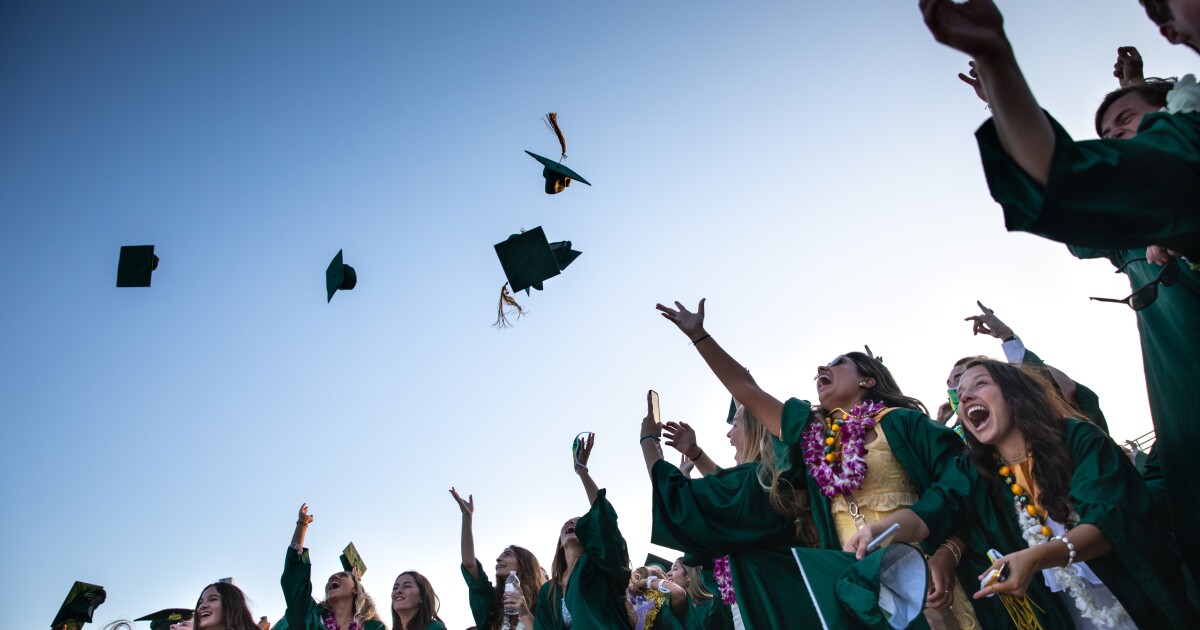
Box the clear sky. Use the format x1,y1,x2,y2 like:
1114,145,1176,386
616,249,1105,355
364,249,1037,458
2,2,1194,628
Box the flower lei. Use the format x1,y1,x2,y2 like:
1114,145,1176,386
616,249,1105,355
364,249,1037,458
713,556,736,605
802,401,884,498
1012,498,1130,627
321,612,361,630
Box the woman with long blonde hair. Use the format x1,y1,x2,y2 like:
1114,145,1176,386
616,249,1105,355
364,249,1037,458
281,504,383,630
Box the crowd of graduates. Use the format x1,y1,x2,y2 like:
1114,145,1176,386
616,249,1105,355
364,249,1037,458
50,0,1200,629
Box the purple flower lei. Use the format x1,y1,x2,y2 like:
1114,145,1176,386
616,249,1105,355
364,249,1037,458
713,555,736,605
802,401,884,499
322,611,361,630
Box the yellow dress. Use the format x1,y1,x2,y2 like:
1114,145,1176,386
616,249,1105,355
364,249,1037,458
831,424,978,629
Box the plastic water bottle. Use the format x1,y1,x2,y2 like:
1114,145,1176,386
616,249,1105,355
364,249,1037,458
504,571,521,616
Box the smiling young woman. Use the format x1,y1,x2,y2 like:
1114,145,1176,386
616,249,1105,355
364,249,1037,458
193,582,258,630
389,571,445,630
281,504,384,630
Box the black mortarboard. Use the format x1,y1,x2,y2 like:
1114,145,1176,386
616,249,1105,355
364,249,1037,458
117,245,159,288
340,542,367,577
325,249,357,303
52,581,106,630
525,151,591,194
494,227,580,294
134,609,194,630
726,397,738,424
644,554,673,573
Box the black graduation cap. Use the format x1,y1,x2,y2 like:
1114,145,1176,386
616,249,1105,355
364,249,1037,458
117,245,159,287
644,553,673,573
727,397,738,424
52,581,106,630
134,609,193,630
325,249,357,303
492,227,581,327
340,542,367,577
526,112,590,194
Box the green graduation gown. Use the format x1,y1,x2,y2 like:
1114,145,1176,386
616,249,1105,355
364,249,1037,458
1067,245,1200,577
461,560,505,630
1020,348,1109,434
280,547,386,630
680,554,732,630
533,489,633,629
912,419,1199,628
976,110,1200,258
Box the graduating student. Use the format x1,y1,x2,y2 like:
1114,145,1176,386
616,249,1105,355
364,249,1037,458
655,300,980,629
390,572,446,630
281,504,384,630
533,433,634,629
664,557,721,630
194,583,259,630
846,360,1199,629
449,487,546,630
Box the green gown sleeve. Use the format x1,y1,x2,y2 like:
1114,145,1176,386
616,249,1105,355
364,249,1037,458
533,580,562,630
1021,349,1109,434
976,110,1200,258
460,560,496,629
425,620,447,630
565,488,633,629
575,489,631,584
280,547,319,630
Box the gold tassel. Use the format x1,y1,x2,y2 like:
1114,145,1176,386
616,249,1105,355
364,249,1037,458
998,593,1046,630
543,112,567,159
493,282,525,328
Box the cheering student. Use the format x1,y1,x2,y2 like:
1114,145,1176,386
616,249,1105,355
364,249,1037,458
533,432,635,629
449,487,546,630
655,300,981,629
845,359,1199,629
282,504,384,630
390,572,446,630
194,583,260,630
665,557,720,630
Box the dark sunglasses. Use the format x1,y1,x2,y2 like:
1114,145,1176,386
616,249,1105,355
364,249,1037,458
1089,257,1178,311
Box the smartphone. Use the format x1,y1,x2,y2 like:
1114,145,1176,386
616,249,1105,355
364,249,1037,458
866,523,900,554
649,390,661,425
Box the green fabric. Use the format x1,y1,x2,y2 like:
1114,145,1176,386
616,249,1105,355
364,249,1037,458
460,560,497,629
793,545,930,630
976,110,1200,258
912,420,1198,628
680,558,732,630
533,489,632,629
280,547,385,630
425,621,447,630
649,456,821,629
1067,245,1200,580
1021,348,1109,434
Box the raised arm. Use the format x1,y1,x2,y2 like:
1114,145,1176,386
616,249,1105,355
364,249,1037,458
656,299,785,436
664,422,720,476
640,392,666,477
575,432,600,505
449,488,479,578
291,503,313,552
1114,46,1145,88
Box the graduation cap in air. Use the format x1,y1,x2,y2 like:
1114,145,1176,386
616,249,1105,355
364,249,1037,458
792,545,928,630
526,113,590,194
52,581,107,630
492,226,581,327
644,554,673,573
340,542,367,577
117,245,159,287
134,609,193,630
325,249,358,302
726,397,739,424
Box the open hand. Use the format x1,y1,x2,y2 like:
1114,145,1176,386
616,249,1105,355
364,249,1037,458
656,299,706,340
964,300,1014,339
920,0,1010,63
449,487,474,519
574,432,595,473
1114,46,1145,88
663,421,700,459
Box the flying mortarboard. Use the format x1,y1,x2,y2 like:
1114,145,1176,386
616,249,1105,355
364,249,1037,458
52,581,107,630
792,544,928,630
492,227,581,327
526,113,590,194
325,249,358,303
134,609,194,630
117,245,159,287
644,554,673,573
340,542,367,577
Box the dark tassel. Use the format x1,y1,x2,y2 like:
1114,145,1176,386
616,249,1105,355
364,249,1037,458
543,112,567,159
493,282,525,329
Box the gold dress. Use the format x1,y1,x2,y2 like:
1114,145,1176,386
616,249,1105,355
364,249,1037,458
831,424,978,629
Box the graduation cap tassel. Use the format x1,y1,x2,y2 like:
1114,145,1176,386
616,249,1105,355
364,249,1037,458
543,112,567,159
493,282,525,329
998,594,1047,630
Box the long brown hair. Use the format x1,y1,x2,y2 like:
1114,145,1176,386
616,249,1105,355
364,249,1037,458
486,546,546,629
316,571,381,626
195,583,258,630
961,360,1077,523
674,558,713,604
839,352,928,415
391,571,442,630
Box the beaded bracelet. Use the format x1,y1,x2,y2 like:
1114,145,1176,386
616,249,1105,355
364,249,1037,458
1053,534,1076,566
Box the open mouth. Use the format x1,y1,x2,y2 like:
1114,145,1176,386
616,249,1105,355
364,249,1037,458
815,374,833,388
329,580,341,590
198,611,213,620
964,405,990,430
566,526,576,535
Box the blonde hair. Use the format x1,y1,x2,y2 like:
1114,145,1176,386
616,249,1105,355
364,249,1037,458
740,405,819,547
316,572,381,626
675,558,713,604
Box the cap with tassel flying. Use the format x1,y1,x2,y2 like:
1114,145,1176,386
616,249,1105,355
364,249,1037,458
525,112,591,194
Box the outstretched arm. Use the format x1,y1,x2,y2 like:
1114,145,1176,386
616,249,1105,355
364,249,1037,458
291,503,313,552
656,299,785,436
449,488,479,578
575,433,600,504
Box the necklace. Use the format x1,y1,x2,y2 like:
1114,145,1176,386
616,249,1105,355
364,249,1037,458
802,401,883,498
998,451,1032,466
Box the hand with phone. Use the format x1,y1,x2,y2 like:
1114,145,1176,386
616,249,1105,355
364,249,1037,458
975,547,1038,599
641,391,663,441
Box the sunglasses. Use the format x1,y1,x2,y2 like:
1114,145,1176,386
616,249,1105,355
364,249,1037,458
812,355,848,380
1089,257,1178,311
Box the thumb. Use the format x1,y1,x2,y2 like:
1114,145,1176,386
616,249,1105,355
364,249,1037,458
698,298,706,317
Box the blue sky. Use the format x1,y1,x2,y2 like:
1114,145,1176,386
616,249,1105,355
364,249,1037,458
2,2,1194,628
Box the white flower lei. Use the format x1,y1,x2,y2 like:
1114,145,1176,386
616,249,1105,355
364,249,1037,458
1165,74,1200,115
1012,497,1130,628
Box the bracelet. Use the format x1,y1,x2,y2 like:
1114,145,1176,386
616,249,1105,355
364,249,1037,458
691,334,711,345
1053,535,1076,566
938,540,962,565
647,577,657,590
296,521,309,526
688,447,704,461
640,434,660,443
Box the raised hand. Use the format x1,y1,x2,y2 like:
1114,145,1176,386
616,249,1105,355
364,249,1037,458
964,300,1014,339
449,487,474,519
1114,46,1145,88
656,299,706,340
641,391,662,441
574,432,595,473
663,421,700,459
957,60,988,103
935,401,955,425
298,503,314,526
920,0,1010,62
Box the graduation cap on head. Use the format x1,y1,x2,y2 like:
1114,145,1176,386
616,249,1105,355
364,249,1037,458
526,113,590,194
792,544,928,630
340,542,367,577
644,553,673,573
117,245,159,287
52,581,106,630
492,226,581,327
325,249,357,303
134,609,193,630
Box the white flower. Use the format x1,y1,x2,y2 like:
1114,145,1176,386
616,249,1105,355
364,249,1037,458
1166,74,1200,114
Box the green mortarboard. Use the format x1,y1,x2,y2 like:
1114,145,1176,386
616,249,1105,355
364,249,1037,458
726,397,738,424
117,245,159,288
134,609,194,630
525,151,591,194
325,249,358,303
644,554,673,573
792,545,928,630
494,227,581,294
52,581,106,630
340,542,367,577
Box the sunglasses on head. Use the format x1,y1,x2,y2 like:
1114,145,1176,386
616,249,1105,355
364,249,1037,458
1089,257,1179,311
